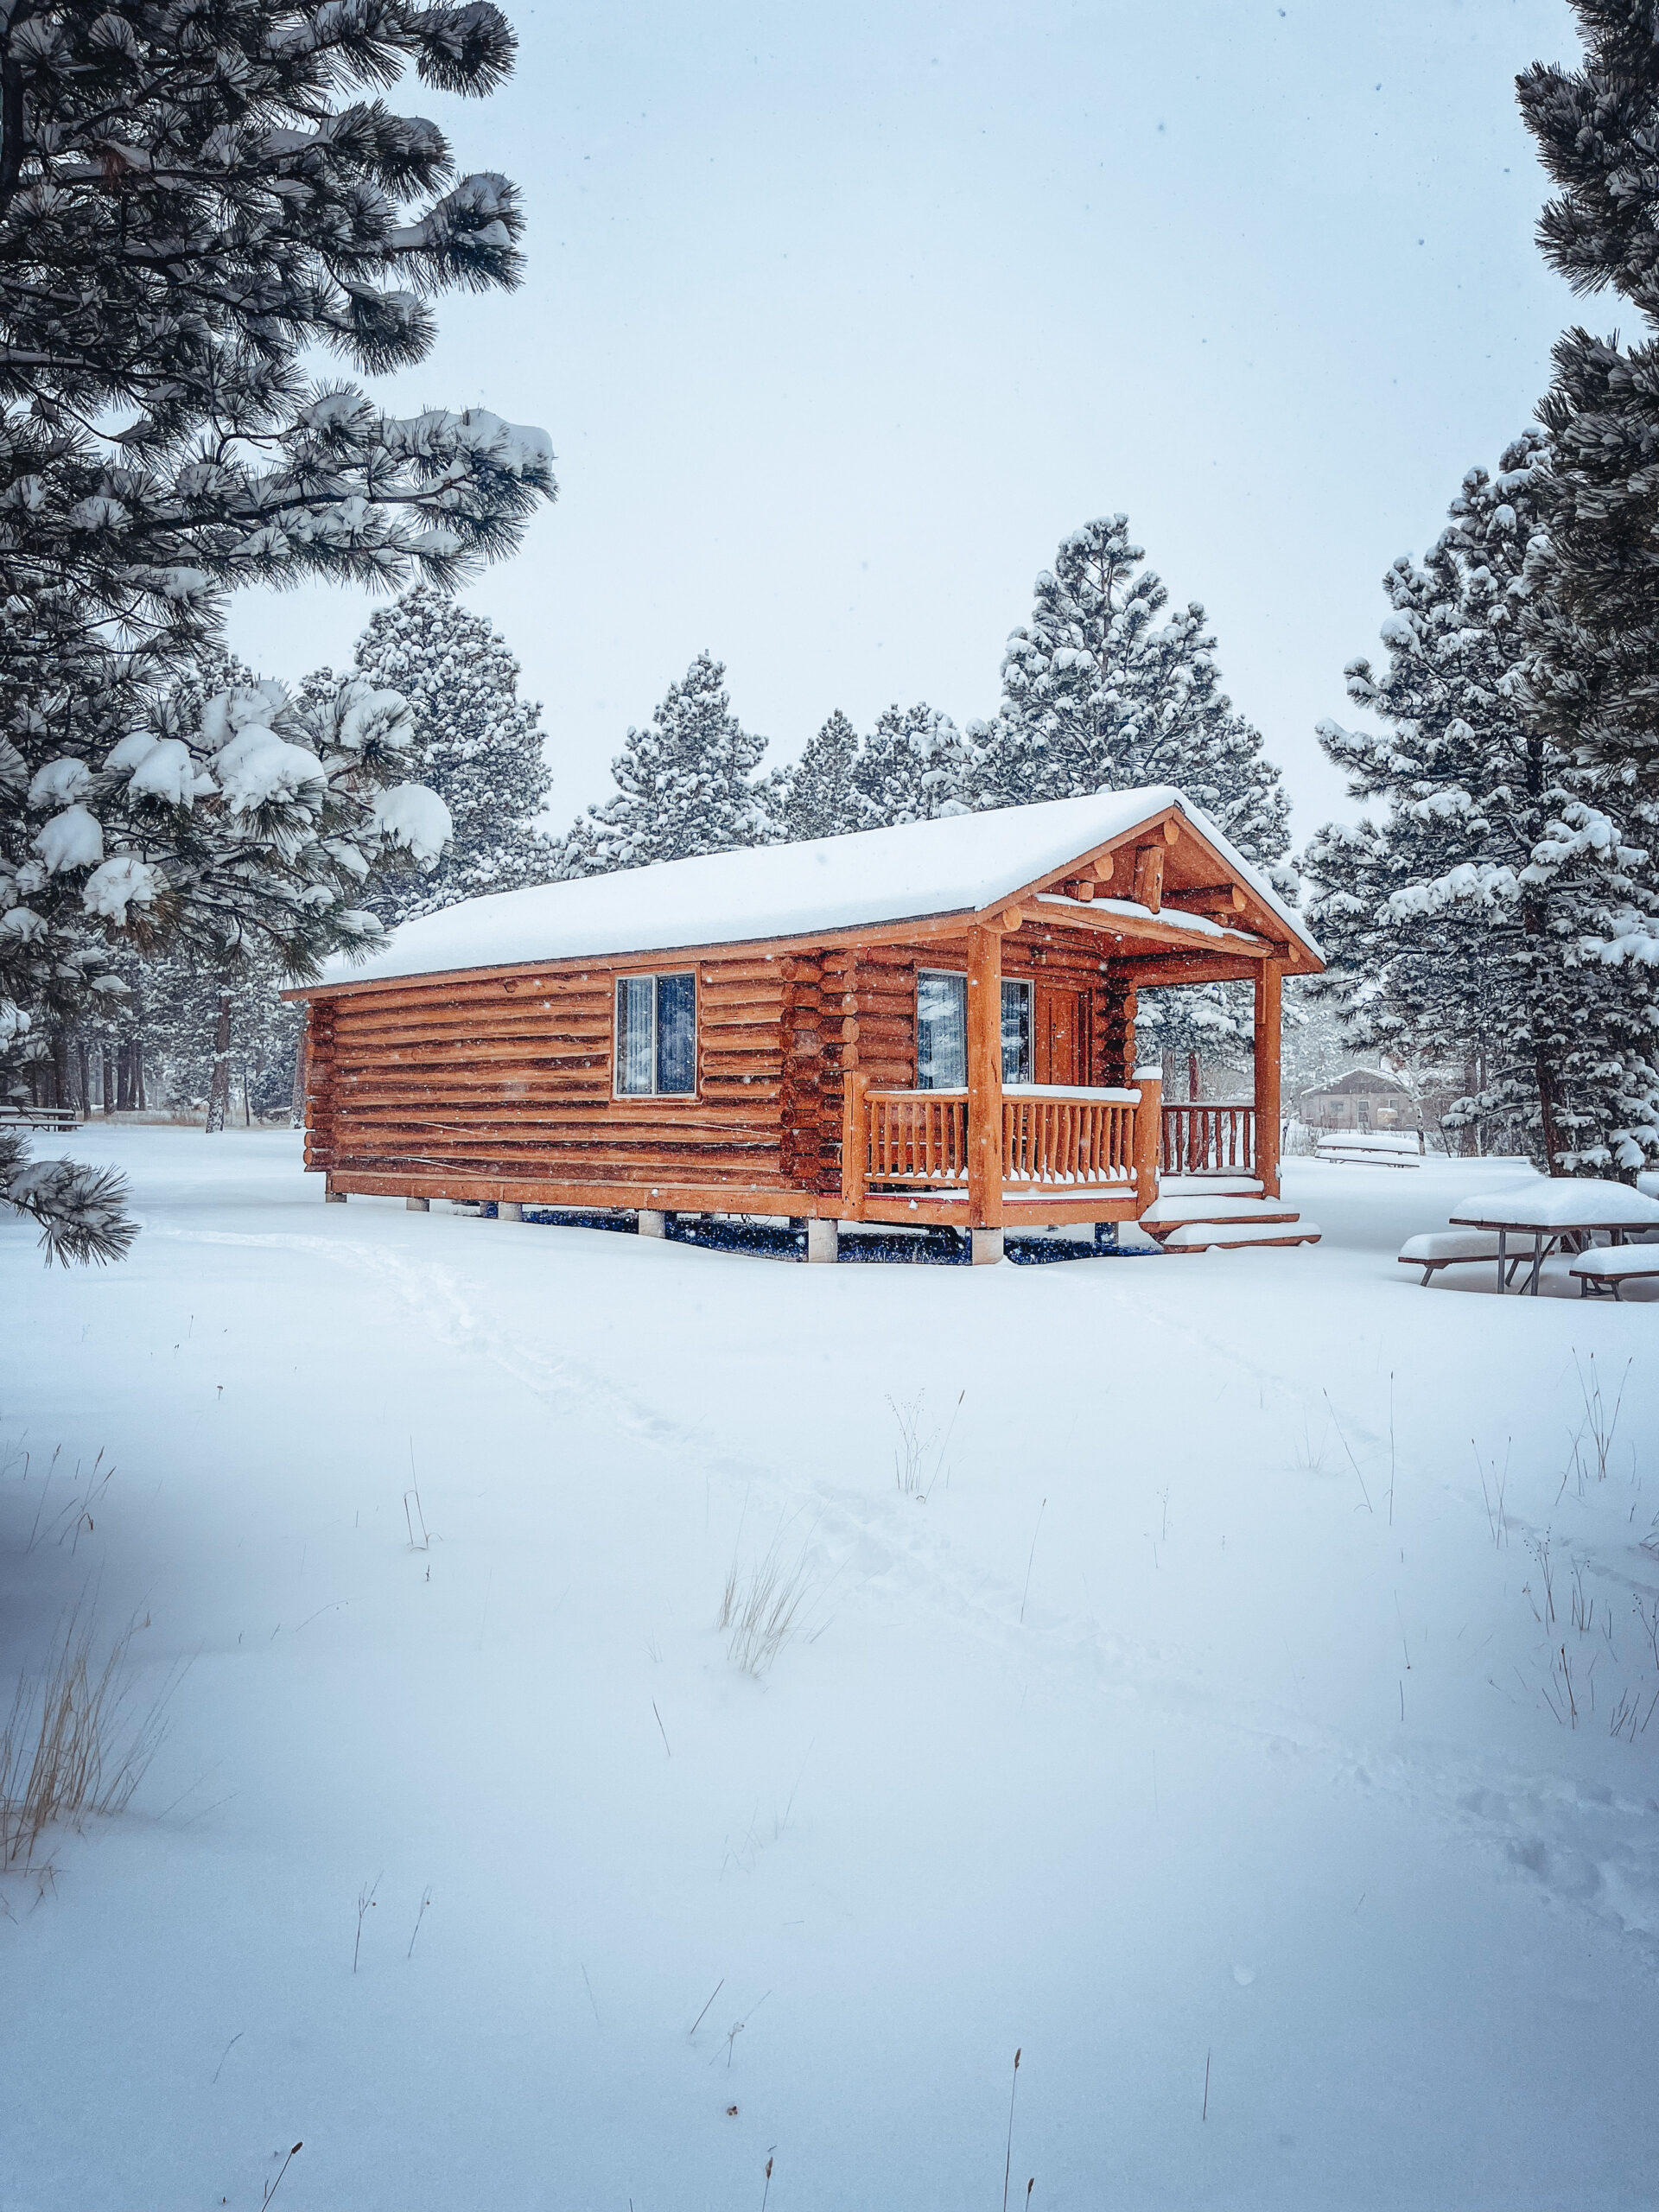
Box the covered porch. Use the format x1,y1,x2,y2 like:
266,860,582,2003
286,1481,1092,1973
836,916,1287,1257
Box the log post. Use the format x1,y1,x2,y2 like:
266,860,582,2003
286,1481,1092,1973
1132,1066,1162,1211
840,1070,869,1217
1254,962,1282,1198
966,924,1005,1257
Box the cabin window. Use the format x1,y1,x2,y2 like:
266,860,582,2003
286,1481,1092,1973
916,970,1032,1087
615,972,696,1096
1000,980,1032,1084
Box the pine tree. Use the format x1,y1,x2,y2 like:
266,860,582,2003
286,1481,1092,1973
0,0,547,1255
972,516,1294,1074
557,654,768,874
850,703,974,828
972,517,1291,874
1518,6,1659,823
352,586,553,918
1305,435,1659,1174
773,710,862,842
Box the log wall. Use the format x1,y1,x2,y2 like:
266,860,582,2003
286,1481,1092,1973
306,953,807,1198
302,925,1139,1207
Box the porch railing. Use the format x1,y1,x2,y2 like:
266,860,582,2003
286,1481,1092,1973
1002,1094,1135,1185
868,1089,969,1184
849,1086,1141,1195
1160,1101,1255,1176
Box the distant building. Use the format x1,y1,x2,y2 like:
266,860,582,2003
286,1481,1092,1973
1299,1067,1419,1133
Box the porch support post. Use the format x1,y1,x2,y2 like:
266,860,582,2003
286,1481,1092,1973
498,1200,524,1222
406,1196,429,1211
1254,961,1282,1199
805,1217,839,1264
638,1209,667,1238
840,1070,869,1219
1133,1067,1162,1213
966,924,1005,1260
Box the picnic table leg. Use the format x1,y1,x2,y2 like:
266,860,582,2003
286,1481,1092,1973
1528,1232,1546,1296
1497,1229,1507,1295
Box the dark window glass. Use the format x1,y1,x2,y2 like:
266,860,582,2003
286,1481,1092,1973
1001,980,1032,1084
655,973,696,1095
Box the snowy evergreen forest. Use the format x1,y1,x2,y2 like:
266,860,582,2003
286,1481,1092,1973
7,0,1659,1267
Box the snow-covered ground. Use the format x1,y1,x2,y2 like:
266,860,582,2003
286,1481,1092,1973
4,1129,1659,2210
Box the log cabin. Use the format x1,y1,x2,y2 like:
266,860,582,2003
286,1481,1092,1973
285,785,1325,1262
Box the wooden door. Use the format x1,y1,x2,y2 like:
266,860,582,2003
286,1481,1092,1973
1033,986,1084,1086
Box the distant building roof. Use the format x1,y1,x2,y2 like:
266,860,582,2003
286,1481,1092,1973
1302,1068,1413,1098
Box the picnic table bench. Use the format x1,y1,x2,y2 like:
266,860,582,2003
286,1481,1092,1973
1568,1249,1659,1301
1397,1230,1527,1287
0,1103,80,1133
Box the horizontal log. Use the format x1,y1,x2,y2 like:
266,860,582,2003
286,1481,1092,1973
332,995,610,1034
316,975,607,1018
329,1170,830,1213
702,1055,785,1079
332,1020,611,1053
696,1012,787,1041
699,1082,785,1103
335,1041,610,1071
697,961,793,986
334,1141,787,1176
330,1106,782,1140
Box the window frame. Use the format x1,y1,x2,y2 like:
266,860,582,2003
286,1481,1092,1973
915,967,1033,1089
613,969,699,1100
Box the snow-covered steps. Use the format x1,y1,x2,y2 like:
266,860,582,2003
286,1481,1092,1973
1141,1184,1321,1251
1141,1193,1296,1226
1157,1216,1323,1252
1160,1174,1264,1199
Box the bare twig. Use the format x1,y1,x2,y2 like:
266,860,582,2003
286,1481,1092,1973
1003,2047,1021,2211
353,1873,379,1974
263,2144,302,2207
1020,1503,1046,1625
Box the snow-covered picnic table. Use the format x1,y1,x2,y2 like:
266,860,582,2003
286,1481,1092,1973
1447,1179,1659,1297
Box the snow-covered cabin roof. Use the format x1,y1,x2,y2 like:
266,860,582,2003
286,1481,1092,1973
1304,1068,1412,1098
315,786,1319,990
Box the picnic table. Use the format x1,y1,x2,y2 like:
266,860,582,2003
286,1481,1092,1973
1448,1179,1659,1297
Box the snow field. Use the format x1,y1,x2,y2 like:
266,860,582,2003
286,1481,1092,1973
3,1130,1659,2209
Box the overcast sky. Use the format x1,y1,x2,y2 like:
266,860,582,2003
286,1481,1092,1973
230,0,1584,849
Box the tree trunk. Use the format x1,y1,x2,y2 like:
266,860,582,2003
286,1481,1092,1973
76,1041,91,1118
102,1047,116,1116
205,987,232,1135
290,1016,308,1131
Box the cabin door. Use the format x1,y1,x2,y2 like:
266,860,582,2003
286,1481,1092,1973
1033,986,1085,1087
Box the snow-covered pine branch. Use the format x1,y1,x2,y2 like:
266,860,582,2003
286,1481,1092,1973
0,0,543,1254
